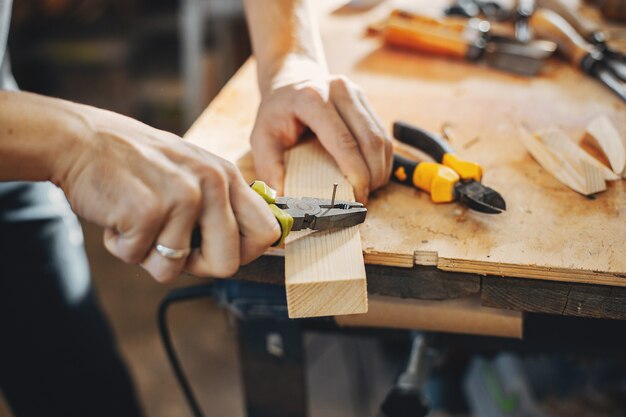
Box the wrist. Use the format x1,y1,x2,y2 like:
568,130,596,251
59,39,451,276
0,92,95,184
46,100,97,189
257,53,328,97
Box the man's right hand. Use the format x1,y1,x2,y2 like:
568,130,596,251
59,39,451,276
48,101,281,282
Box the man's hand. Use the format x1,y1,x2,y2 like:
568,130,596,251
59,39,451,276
0,91,281,283
243,0,392,203
59,106,281,282
250,60,392,203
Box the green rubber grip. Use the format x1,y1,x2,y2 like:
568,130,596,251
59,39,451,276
250,180,293,246
268,204,293,246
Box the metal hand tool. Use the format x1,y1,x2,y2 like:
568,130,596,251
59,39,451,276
385,10,556,76
514,0,536,42
537,0,626,81
392,121,506,214
190,181,367,248
445,0,511,21
531,8,626,102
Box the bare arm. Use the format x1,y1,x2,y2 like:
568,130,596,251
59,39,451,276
243,0,392,203
0,91,279,281
243,0,326,94
0,91,87,182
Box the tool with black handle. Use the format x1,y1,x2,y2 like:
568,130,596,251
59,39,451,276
536,0,626,82
445,0,511,21
190,181,367,248
391,121,506,214
514,0,536,43
538,0,604,41
531,8,626,101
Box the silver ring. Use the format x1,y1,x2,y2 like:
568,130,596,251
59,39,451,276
155,243,191,260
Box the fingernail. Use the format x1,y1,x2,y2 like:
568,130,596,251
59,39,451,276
362,186,369,204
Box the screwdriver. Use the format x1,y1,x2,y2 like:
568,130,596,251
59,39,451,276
536,0,626,81
530,8,626,102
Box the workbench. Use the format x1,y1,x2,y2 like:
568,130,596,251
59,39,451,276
186,0,625,325
180,2,626,415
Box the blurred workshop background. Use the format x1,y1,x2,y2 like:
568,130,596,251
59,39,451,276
2,0,251,416
2,1,626,417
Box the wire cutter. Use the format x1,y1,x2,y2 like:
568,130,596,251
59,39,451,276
191,181,367,248
391,121,506,214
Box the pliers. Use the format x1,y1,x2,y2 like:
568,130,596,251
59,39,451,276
391,121,506,214
191,181,367,248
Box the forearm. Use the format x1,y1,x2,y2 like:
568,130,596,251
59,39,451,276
243,0,328,95
0,91,89,183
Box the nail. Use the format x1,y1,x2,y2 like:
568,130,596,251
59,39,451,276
331,183,338,206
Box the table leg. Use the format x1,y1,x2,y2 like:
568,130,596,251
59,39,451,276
237,317,309,417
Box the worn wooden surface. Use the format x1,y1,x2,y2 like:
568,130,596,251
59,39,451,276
283,140,367,318
185,0,626,289
482,276,626,320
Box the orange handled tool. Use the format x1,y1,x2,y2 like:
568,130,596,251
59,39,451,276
384,9,555,76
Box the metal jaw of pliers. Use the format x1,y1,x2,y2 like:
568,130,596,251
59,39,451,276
454,180,507,214
274,197,367,232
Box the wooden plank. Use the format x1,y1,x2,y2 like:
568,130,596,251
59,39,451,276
482,276,626,320
283,139,368,318
336,295,523,339
584,115,626,175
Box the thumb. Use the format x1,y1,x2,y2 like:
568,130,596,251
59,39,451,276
250,131,286,195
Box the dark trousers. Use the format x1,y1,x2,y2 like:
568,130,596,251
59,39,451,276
0,181,143,417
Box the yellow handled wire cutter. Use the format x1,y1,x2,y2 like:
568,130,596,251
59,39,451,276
392,121,506,214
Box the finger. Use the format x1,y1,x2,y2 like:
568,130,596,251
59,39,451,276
330,79,390,191
141,193,200,283
103,186,163,264
250,126,287,195
103,227,153,264
294,88,371,203
230,176,282,264
185,177,240,278
357,90,394,183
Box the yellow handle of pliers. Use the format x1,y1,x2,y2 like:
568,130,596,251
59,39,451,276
391,155,460,203
392,156,459,203
442,153,483,182
413,162,459,203
250,180,294,246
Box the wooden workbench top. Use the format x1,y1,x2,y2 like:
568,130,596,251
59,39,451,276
185,0,626,288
